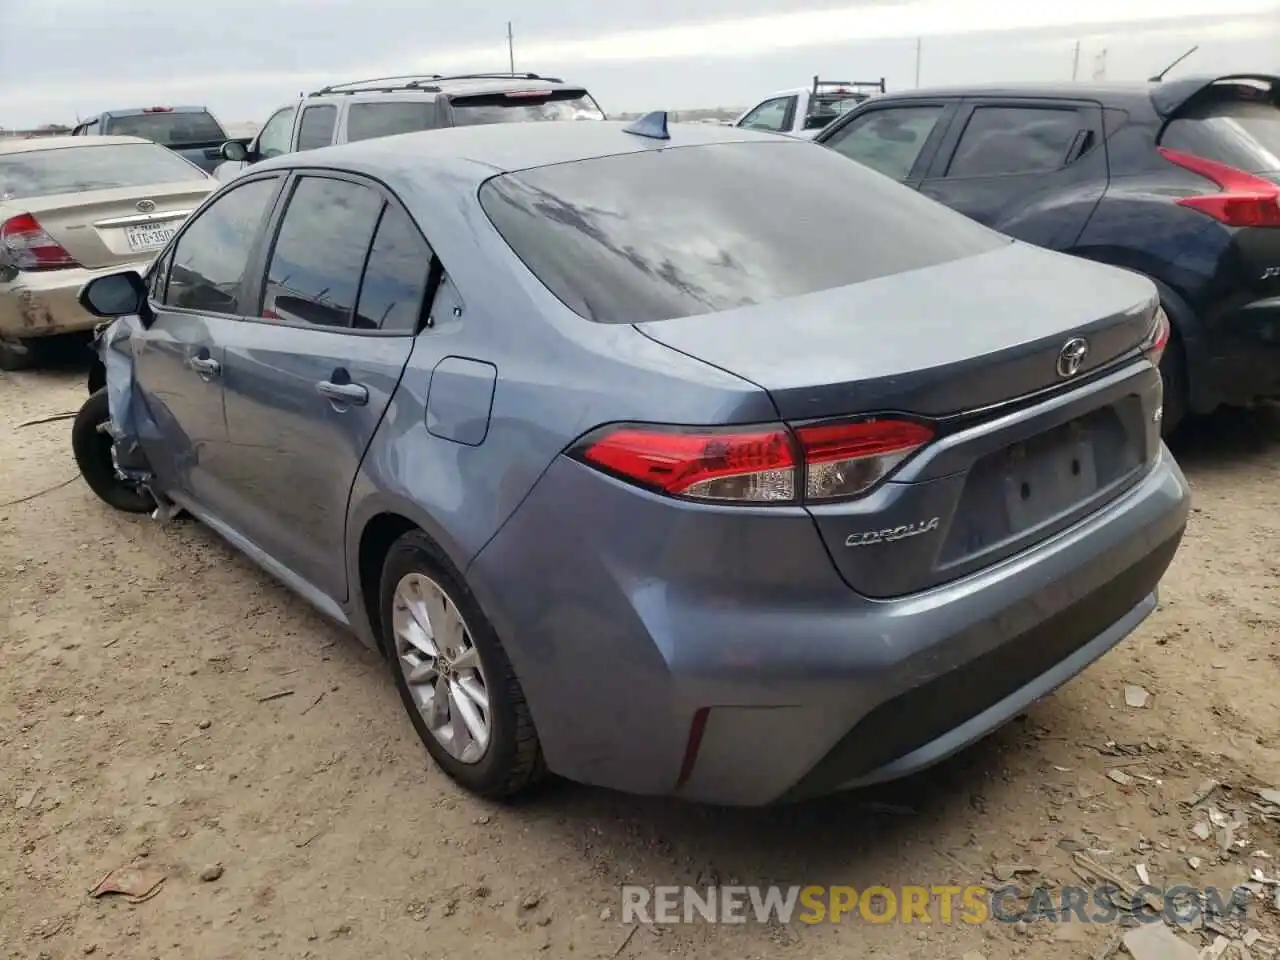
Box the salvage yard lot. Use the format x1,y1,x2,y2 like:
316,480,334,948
2,362,1279,960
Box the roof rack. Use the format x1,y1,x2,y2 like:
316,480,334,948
309,71,563,97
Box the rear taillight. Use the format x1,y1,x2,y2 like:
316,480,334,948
0,214,80,271
1141,306,1171,368
573,417,934,505
795,419,934,501
1158,146,1280,228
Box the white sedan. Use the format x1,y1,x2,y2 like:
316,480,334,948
0,135,216,369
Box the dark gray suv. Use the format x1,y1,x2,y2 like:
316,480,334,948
214,72,606,181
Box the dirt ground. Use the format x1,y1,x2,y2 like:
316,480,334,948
3,359,1279,960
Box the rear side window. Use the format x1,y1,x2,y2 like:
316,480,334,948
0,143,205,201
823,105,947,180
479,140,1008,325
947,106,1084,177
354,204,432,332
104,110,226,145
164,177,281,315
262,177,383,327
449,90,605,126
1160,92,1280,175
297,105,337,151
347,101,438,142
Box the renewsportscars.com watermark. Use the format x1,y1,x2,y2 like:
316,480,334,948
620,884,1250,925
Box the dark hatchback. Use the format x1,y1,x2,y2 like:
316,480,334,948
815,72,1280,432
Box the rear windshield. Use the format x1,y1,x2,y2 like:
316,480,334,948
479,140,1008,324
347,100,438,142
104,110,227,145
0,143,205,201
1160,85,1280,174
450,90,605,126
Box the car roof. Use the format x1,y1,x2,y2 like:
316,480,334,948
305,73,588,101
99,106,214,116
252,119,790,185
869,73,1280,117
0,134,151,155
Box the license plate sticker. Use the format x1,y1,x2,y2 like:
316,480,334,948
124,223,177,253
1002,435,1099,532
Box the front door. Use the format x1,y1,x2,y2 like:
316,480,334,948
132,175,285,506
916,98,1107,249
218,173,429,602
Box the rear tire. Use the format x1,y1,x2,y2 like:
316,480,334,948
1158,323,1189,438
380,529,545,799
71,388,155,514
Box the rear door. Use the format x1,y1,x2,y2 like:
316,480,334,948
818,100,957,186
917,98,1108,248
217,172,426,602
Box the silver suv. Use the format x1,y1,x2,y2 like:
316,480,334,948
214,72,606,180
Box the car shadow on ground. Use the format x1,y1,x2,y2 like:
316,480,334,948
1167,403,1280,475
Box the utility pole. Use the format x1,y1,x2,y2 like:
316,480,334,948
1072,40,1081,81
507,21,515,73
914,37,922,87
1092,48,1108,82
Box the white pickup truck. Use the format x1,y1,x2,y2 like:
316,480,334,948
733,76,886,138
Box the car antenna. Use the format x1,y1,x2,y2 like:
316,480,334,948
1149,45,1199,83
623,111,670,140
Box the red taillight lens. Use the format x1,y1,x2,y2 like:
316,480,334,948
0,214,80,271
579,425,797,502
1158,146,1280,228
795,419,935,501
574,417,934,504
1141,306,1171,368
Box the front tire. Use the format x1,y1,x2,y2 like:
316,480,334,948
380,530,544,799
1158,323,1189,437
71,388,155,514
0,337,37,372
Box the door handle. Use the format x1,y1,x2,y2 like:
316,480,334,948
188,355,220,377
316,379,369,406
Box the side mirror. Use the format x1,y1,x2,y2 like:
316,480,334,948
220,139,249,163
79,271,148,320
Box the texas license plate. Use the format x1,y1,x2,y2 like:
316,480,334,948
124,223,177,253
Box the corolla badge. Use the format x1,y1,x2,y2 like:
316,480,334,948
1056,337,1089,379
136,199,156,213
845,517,940,547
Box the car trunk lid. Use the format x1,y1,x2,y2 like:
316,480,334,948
16,182,213,269
635,241,1158,421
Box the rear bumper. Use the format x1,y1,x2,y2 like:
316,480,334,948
468,445,1190,806
1199,296,1280,408
0,262,150,339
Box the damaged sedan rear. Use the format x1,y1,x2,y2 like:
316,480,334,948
69,120,1189,806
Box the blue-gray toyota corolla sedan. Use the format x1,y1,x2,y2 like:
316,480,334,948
71,118,1191,806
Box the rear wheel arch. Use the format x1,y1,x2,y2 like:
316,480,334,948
357,512,421,656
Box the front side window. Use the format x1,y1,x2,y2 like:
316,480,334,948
296,105,337,151
0,143,206,201
261,177,383,328
480,140,1008,325
823,106,947,180
257,106,297,159
739,96,796,132
354,204,433,332
347,101,438,142
946,106,1084,177
162,177,280,315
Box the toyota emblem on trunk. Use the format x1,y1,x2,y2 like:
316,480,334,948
136,199,156,213
1056,337,1089,378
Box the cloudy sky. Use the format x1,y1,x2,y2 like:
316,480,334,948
2,0,1278,129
